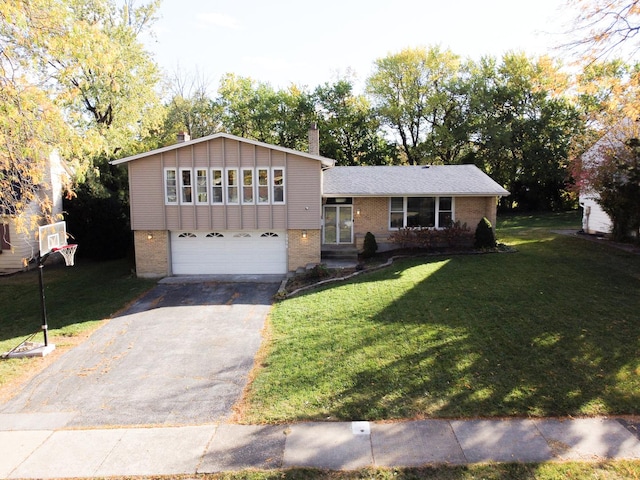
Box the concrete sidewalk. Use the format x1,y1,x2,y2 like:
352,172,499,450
2,416,639,478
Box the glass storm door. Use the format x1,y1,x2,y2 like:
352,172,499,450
323,205,353,244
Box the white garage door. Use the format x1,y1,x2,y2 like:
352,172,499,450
170,230,287,275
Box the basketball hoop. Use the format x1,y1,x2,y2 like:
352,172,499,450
52,244,78,266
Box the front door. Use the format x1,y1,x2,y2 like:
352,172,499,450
323,205,353,244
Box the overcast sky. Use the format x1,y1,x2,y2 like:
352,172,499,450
144,0,575,92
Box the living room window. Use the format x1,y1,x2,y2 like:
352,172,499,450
389,197,454,229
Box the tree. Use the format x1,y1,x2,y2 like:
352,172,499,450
314,79,398,165
215,74,315,150
577,121,640,240
465,53,583,210
160,68,222,144
566,0,640,61
366,46,462,165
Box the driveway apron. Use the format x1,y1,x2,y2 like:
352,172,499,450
0,281,278,428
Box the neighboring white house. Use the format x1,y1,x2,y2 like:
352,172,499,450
0,150,69,274
579,120,640,235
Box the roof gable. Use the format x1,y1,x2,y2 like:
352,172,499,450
322,165,509,197
110,132,335,167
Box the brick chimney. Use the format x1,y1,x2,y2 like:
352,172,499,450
177,131,191,143
308,123,319,156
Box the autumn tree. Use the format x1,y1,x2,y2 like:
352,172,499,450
566,0,640,61
1,0,163,244
366,46,463,165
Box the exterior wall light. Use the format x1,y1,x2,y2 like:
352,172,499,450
147,232,153,240
356,208,361,216
302,230,307,239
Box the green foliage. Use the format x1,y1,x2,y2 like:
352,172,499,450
314,79,398,165
388,222,473,250
63,161,132,260
474,217,497,249
362,232,378,258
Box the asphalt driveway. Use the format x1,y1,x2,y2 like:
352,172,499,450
0,281,279,428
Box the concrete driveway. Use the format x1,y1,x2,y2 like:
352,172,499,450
0,280,279,428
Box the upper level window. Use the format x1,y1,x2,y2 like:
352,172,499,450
272,167,285,204
164,168,178,204
242,168,254,204
180,168,193,204
390,197,454,229
211,169,223,204
257,168,269,204
164,166,285,206
196,169,208,204
226,168,239,204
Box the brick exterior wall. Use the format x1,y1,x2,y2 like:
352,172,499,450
134,230,169,278
351,196,499,251
352,197,392,250
455,197,498,231
288,229,320,271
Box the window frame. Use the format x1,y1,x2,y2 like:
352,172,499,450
225,168,239,205
389,196,455,230
195,168,208,205
164,167,178,205
272,167,285,204
257,168,270,204
210,168,224,204
241,167,255,204
179,168,194,204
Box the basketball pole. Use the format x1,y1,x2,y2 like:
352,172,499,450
37,253,50,347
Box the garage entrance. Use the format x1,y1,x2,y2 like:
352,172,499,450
170,230,287,275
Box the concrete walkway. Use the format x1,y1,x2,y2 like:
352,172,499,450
2,416,639,478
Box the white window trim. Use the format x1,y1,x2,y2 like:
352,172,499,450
195,168,208,205
179,168,194,205
226,167,239,205
164,167,178,205
388,196,455,230
211,168,224,204
241,167,255,204
272,167,286,205
257,167,270,204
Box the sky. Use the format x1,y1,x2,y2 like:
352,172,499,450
144,0,576,93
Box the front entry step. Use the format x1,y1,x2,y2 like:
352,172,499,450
321,246,359,262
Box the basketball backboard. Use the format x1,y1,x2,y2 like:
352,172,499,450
38,221,67,256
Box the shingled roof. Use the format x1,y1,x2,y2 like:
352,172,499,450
322,165,509,197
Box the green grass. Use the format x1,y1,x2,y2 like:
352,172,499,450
84,461,640,479
242,210,640,422
0,258,155,390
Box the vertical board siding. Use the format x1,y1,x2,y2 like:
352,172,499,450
287,156,322,229
129,156,166,230
126,137,323,232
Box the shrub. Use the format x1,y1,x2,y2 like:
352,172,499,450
388,221,473,250
362,232,378,258
474,217,497,249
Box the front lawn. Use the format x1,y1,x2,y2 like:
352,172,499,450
240,211,640,422
0,259,155,395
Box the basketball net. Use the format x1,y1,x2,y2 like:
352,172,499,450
52,244,78,266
